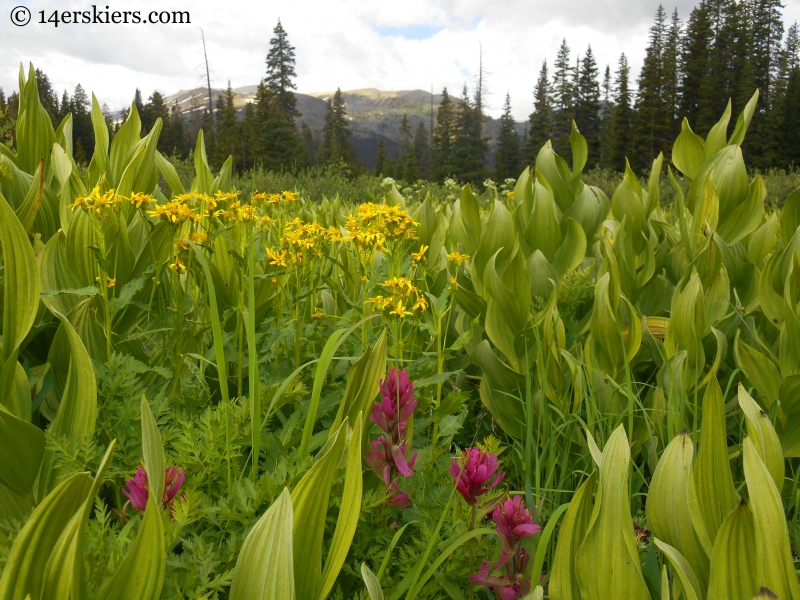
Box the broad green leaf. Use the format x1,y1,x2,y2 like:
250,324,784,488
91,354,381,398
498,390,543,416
470,340,526,438
0,190,40,413
362,564,384,600
549,472,596,600
525,181,562,260
707,501,759,600
42,440,116,600
95,396,166,600
552,218,587,278
15,159,44,233
0,409,45,495
672,118,706,180
704,100,732,160
728,90,759,147
743,436,800,600
190,130,214,194
15,63,57,175
570,121,588,179
316,417,364,600
0,472,92,600
734,333,781,409
459,184,482,251
292,421,347,600
154,151,185,196
230,488,295,600
108,102,142,187
473,200,515,291
647,432,709,592
647,153,664,214
575,425,650,600
693,377,739,543
718,174,765,245
85,93,110,188
37,311,97,499
739,386,784,492
653,537,703,600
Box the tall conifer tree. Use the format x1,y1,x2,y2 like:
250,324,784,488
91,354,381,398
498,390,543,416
432,88,455,180
266,19,299,119
527,61,553,164
322,88,352,165
495,92,521,181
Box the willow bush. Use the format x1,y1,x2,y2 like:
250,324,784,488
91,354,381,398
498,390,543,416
1,63,800,600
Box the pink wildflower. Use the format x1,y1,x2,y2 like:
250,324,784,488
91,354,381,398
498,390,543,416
492,496,541,551
123,465,185,512
449,447,505,505
372,368,417,441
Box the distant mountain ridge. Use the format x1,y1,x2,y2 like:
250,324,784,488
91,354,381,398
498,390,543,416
160,86,523,169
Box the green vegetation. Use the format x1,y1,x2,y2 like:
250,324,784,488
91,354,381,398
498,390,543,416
4,53,800,600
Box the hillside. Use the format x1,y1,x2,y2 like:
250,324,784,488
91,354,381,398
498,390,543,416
162,86,522,169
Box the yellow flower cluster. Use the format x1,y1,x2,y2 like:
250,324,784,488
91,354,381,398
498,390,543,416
148,199,202,225
368,276,428,317
344,203,418,252
266,218,343,268
252,190,298,206
447,251,470,265
70,187,118,220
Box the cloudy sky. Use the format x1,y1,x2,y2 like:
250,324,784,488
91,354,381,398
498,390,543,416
2,0,799,120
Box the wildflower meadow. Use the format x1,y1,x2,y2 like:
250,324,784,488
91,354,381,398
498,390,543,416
3,62,800,600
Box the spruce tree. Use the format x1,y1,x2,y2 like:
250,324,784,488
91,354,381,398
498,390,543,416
527,61,553,164
322,88,353,165
254,82,298,171
609,53,634,171
432,88,455,180
599,65,614,168
142,91,168,134
664,9,682,138
450,84,487,185
680,2,714,130
34,69,59,124
215,83,239,171
299,122,316,167
413,123,431,179
374,138,387,175
133,89,145,119
58,90,71,123
634,5,673,168
266,19,299,119
575,45,601,162
551,40,575,157
161,101,186,158
71,84,93,160
397,114,418,181
495,92,520,181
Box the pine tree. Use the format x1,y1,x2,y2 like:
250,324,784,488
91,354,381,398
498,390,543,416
609,54,634,171
322,88,352,165
777,22,800,166
374,138,387,175
599,65,614,168
215,82,239,170
664,9,682,138
142,91,168,134
161,101,186,158
495,93,520,181
58,90,71,122
634,5,673,168
551,40,575,157
266,19,299,119
254,82,297,171
299,121,316,167
0,88,6,111
680,2,714,130
527,61,553,164
72,84,93,161
575,45,601,162
34,68,59,124
432,88,455,180
450,84,487,184
133,89,145,119
397,114,418,181
413,123,431,179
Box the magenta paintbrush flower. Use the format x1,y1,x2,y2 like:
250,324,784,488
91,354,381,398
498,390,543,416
372,368,417,440
470,549,531,600
123,465,185,512
492,496,541,551
449,447,505,505
365,368,418,508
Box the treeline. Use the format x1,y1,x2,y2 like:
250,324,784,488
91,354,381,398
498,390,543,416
2,1,799,184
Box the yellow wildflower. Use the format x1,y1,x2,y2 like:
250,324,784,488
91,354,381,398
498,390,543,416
412,295,428,312
447,252,470,265
312,311,325,319
191,232,208,244
390,301,412,318
106,278,116,288
128,192,152,209
259,215,275,230
282,190,298,203
412,245,429,263
268,249,288,267
450,276,458,286
170,256,186,274
175,239,190,250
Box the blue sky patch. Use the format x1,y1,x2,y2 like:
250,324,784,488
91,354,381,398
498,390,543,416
374,24,445,40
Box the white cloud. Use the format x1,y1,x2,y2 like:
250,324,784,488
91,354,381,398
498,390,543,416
1,0,798,121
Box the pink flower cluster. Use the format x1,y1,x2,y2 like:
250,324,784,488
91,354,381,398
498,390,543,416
365,368,417,508
471,496,542,600
123,465,185,512
449,447,504,505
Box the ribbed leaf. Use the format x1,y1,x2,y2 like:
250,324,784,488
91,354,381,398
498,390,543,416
653,537,703,600
693,377,739,544
739,386,784,492
230,488,295,600
549,472,596,600
575,425,650,599
0,472,92,600
0,409,45,495
742,436,800,600
361,564,384,600
647,432,710,593
707,501,759,600
37,311,97,499
316,417,363,600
